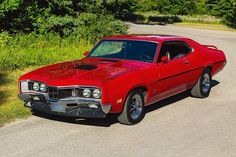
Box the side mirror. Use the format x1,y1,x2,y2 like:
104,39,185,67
83,51,89,57
161,56,169,62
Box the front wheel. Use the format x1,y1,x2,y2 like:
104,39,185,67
118,89,145,125
191,68,212,98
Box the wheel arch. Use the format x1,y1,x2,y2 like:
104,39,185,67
205,65,212,72
127,85,149,104
203,65,213,76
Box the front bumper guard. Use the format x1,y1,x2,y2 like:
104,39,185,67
19,93,111,118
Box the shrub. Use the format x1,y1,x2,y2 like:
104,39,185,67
206,0,236,28
221,0,236,28
77,13,128,43
136,0,159,12
136,0,198,15
100,0,137,19
45,16,81,38
122,12,146,23
0,0,133,34
148,15,182,24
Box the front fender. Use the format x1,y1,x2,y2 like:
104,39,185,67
102,68,155,113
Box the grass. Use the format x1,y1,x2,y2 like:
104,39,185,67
179,15,222,24
0,68,35,126
175,22,236,32
0,34,92,126
0,33,92,70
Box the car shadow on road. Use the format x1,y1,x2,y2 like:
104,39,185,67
146,79,220,113
33,80,220,127
211,80,220,88
145,90,190,114
32,111,119,127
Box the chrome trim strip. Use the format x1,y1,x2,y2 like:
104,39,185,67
48,85,100,89
49,97,101,102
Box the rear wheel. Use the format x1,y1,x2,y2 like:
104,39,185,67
118,89,145,125
191,68,212,98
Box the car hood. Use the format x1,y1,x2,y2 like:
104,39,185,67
20,58,152,87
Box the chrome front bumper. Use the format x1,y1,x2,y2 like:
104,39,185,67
18,93,111,118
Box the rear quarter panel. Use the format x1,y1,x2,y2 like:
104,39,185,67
195,40,226,75
186,39,226,86
203,47,226,76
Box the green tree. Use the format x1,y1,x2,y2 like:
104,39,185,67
206,0,236,27
0,0,130,35
136,0,159,12
196,0,207,14
221,0,236,28
156,0,197,15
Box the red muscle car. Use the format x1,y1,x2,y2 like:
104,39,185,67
18,35,226,125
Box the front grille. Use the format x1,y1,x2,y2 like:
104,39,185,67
48,87,84,100
59,89,73,99
48,87,59,99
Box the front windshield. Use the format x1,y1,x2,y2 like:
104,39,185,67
88,40,158,63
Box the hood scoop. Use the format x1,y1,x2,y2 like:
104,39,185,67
75,64,97,70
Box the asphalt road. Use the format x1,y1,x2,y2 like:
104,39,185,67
1,23,236,157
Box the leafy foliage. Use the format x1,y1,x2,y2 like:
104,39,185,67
100,0,137,19
136,0,159,12
0,0,129,36
0,32,12,47
135,0,236,27
206,0,236,28
77,13,127,43
0,0,235,33
224,0,236,28
136,0,197,15
45,16,81,38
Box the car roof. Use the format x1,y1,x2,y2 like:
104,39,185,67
104,34,189,43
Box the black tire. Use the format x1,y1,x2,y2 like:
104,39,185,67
191,68,212,98
118,89,145,125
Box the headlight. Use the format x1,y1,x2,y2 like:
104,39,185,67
20,81,29,93
40,83,47,92
83,89,91,98
33,83,39,91
93,89,101,99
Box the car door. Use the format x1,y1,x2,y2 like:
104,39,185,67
156,41,192,100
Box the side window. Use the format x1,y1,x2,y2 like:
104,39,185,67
158,41,192,62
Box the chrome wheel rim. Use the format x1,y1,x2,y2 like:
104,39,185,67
202,73,211,94
129,94,142,120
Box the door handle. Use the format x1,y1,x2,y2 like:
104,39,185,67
183,60,190,64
